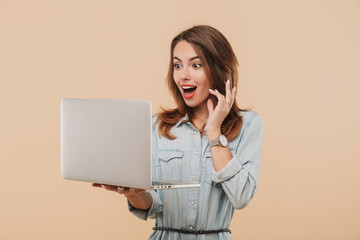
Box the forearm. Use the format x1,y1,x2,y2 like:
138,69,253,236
207,127,233,172
127,191,152,210
210,145,233,171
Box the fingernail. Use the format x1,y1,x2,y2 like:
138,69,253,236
234,87,236,91
209,89,214,92
227,79,230,84
215,89,219,93
101,185,105,188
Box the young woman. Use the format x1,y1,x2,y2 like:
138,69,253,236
93,25,264,240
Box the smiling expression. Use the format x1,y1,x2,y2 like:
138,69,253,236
173,41,212,110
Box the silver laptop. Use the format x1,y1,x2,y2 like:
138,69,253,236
61,98,200,190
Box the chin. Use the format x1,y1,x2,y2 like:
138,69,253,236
184,99,206,109
182,99,195,107
184,102,196,108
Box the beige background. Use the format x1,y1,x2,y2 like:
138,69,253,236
1,0,359,239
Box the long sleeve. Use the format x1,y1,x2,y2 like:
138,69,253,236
211,112,264,209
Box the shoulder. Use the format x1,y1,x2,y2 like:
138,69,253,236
152,114,159,122
239,110,262,122
238,110,264,131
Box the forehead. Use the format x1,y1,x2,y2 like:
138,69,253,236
173,41,199,59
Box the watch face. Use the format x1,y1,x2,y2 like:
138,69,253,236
219,135,228,146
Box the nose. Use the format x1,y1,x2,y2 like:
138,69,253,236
180,66,191,81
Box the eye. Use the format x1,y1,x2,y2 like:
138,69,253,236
173,63,182,69
193,63,202,69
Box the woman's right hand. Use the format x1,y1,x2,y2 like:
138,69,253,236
92,183,151,210
92,183,146,198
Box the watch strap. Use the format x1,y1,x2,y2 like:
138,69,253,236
209,134,228,148
209,138,219,147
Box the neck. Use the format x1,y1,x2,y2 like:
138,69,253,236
189,103,209,130
191,103,208,121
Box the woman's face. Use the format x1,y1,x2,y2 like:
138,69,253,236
173,40,212,110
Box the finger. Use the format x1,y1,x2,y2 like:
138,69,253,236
209,89,221,105
123,187,136,197
134,189,146,195
102,184,118,192
117,186,125,194
213,89,225,107
225,79,232,106
231,86,236,106
128,187,136,195
208,88,216,97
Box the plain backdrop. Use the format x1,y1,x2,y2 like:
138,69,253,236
0,0,359,239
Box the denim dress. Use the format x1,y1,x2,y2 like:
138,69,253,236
128,111,264,240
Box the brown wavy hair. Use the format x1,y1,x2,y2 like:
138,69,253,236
157,25,249,140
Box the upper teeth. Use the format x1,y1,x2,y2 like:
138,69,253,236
182,86,195,89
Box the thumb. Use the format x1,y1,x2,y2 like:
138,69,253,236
207,98,214,115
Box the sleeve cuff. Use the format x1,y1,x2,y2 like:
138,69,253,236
211,155,243,183
127,190,162,220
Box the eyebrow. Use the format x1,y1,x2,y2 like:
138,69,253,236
173,56,201,62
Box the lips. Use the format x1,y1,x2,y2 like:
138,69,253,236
181,84,197,99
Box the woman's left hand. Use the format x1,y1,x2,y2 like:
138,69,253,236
207,79,236,137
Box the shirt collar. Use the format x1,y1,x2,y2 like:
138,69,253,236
175,113,189,128
174,113,208,132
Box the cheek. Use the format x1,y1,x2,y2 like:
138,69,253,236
193,70,208,83
173,80,182,92
173,70,182,81
173,73,179,85
198,75,211,88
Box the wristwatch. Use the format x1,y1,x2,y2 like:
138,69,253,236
209,134,228,148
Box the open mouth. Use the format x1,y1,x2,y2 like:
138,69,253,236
182,85,197,99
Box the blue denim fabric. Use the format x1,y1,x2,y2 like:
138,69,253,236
128,111,264,240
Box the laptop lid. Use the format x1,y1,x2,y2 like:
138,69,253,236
61,98,152,189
